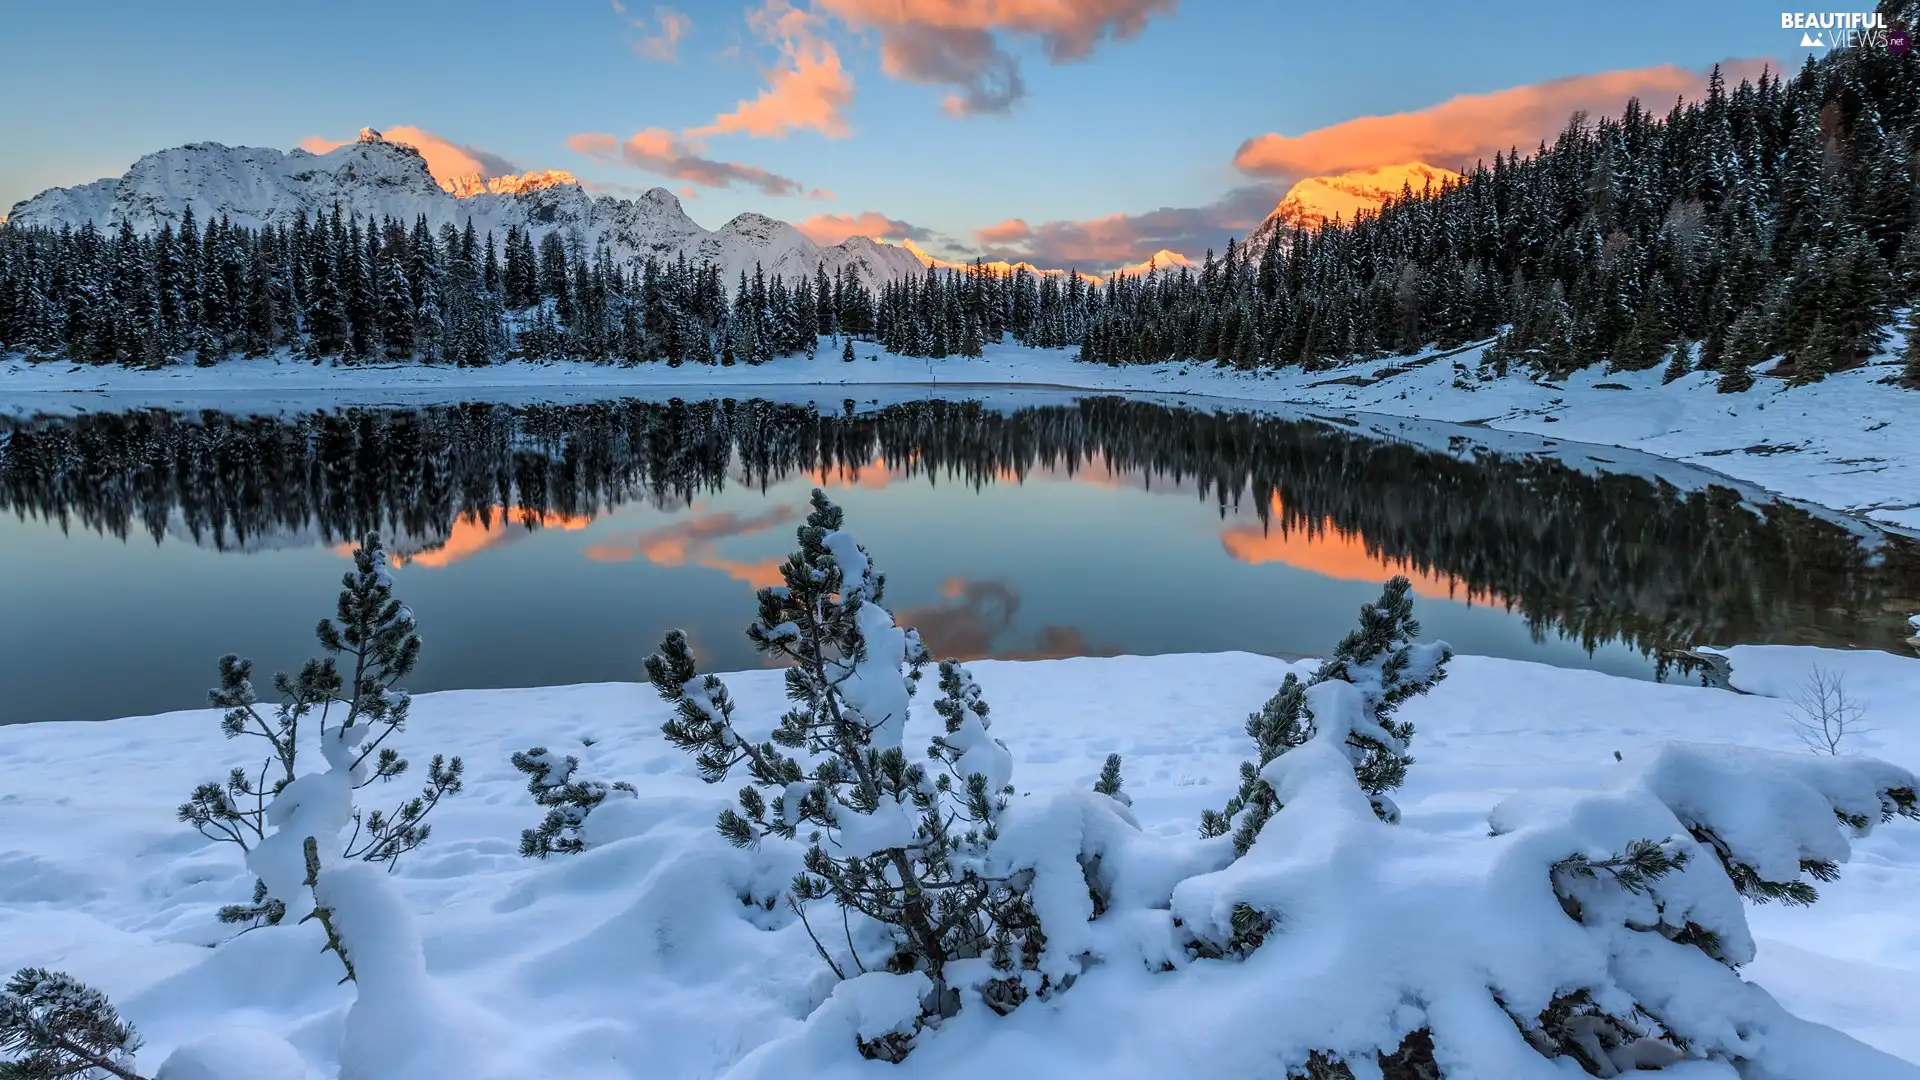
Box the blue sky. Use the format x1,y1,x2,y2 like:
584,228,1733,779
1,0,1802,271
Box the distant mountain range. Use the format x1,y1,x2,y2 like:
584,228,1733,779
3,128,926,289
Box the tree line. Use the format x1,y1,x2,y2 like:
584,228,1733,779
1,44,1915,386
0,203,1099,369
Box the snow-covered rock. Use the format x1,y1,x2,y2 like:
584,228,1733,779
5,134,927,290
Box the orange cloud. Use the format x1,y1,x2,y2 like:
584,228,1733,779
796,211,931,246
298,126,521,192
584,507,797,591
565,129,818,197
1233,60,1774,180
688,0,853,140
332,506,592,570
1220,495,1478,604
816,0,1176,115
614,0,692,61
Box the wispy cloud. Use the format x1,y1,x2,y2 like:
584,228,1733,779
816,0,1177,116
1233,59,1775,180
689,0,853,140
298,125,520,187
565,129,821,198
612,0,693,62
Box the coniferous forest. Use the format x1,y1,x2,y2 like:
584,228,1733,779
1,44,1917,388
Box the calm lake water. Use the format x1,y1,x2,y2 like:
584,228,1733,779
3,394,1916,724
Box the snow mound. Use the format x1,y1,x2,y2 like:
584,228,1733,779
156,1027,311,1080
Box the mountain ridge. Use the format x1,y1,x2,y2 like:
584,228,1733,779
4,130,928,289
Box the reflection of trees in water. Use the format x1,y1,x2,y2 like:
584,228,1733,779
2,398,1914,658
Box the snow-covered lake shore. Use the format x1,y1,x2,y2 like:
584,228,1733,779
5,342,1915,530
2,645,1917,1078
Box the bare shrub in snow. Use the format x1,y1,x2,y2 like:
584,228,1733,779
1200,576,1452,853
176,534,463,926
647,489,1043,1058
0,968,147,1080
510,748,636,857
1786,664,1872,756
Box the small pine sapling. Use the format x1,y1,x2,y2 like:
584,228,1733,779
1092,753,1130,806
178,535,464,927
510,747,637,857
647,489,1043,1057
0,968,148,1080
1201,576,1451,854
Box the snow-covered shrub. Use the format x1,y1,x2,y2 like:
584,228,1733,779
646,489,1043,1058
1166,690,1920,1077
0,968,148,1080
177,535,464,926
509,747,636,857
1200,576,1452,853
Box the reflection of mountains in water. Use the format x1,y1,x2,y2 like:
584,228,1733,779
2,398,1915,660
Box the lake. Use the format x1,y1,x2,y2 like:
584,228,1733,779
3,393,1915,724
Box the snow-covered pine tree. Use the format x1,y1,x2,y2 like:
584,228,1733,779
646,489,1043,1057
0,968,148,1080
510,747,636,857
178,534,463,926
1201,576,1452,855
1170,704,1920,1077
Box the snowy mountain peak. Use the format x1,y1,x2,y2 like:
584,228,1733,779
5,138,927,289
1244,162,1462,254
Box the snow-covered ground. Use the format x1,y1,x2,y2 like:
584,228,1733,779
2,644,1917,1078
4,342,1915,529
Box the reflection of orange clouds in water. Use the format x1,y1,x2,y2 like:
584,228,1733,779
332,507,591,569
1221,495,1476,603
584,508,793,590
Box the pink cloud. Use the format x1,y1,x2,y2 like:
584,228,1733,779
565,128,820,198
688,0,853,139
967,185,1281,275
816,0,1176,115
796,210,931,245
1233,59,1775,179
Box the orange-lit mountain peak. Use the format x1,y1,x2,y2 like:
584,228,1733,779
1111,250,1196,279
441,169,581,198
1261,162,1462,234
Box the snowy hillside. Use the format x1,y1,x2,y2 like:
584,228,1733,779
4,129,929,289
